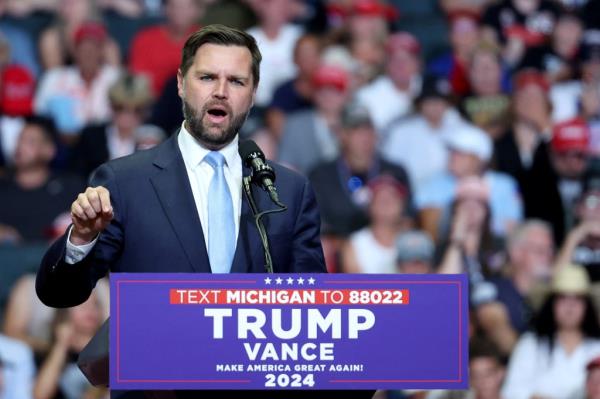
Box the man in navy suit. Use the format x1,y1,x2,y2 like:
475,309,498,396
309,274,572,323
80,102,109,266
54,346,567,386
36,24,325,307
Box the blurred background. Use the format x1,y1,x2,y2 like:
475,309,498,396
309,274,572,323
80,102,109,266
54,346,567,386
3,0,600,398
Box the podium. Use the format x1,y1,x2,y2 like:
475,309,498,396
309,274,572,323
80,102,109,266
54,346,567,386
79,273,468,392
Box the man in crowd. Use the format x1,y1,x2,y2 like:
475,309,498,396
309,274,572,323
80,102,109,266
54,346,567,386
522,117,592,244
309,102,412,236
0,116,83,243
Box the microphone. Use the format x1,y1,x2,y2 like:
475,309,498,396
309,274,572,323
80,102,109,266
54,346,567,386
238,140,282,205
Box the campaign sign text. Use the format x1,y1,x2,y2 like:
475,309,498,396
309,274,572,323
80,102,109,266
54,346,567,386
109,273,468,390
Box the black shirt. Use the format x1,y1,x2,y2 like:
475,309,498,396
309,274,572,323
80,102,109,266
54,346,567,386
0,172,84,243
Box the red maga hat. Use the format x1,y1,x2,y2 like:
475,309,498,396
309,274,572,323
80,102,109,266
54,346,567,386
551,118,590,153
514,69,550,93
312,65,349,92
351,0,399,20
74,21,107,46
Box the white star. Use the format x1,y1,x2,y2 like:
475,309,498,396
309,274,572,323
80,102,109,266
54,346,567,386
308,277,315,285
275,277,283,285
264,277,272,285
286,277,294,285
297,277,305,285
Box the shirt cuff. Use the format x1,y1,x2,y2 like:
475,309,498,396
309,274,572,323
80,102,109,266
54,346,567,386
65,226,98,264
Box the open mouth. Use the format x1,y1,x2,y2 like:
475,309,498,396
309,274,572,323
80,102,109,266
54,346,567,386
206,106,229,123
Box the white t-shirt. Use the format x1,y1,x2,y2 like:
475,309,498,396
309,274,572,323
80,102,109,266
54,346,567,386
246,24,303,107
356,75,419,134
349,228,396,274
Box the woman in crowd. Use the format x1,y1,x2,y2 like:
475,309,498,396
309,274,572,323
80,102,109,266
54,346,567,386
502,265,600,399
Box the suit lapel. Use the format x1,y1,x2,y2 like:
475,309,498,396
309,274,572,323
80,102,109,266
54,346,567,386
150,135,211,273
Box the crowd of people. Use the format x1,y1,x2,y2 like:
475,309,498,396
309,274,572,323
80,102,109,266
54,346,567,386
2,0,600,398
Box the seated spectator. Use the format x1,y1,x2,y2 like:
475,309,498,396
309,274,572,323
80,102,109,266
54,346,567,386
382,74,467,191
476,220,554,354
129,0,202,97
0,333,35,399
519,12,583,84
38,0,120,70
309,102,412,236
0,116,84,243
395,230,435,274
246,0,304,108
33,292,105,399
71,72,154,178
340,175,410,274
278,64,351,175
427,10,480,97
588,356,600,399
417,124,522,239
343,0,396,83
459,42,511,139
502,265,600,399
265,33,322,140
426,338,506,399
34,22,120,138
356,32,422,133
495,69,553,180
438,177,505,287
521,117,591,245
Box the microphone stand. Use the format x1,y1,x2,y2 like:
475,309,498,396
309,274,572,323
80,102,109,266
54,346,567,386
242,176,287,273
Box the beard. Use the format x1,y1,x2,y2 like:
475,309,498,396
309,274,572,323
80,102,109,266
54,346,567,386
182,98,249,150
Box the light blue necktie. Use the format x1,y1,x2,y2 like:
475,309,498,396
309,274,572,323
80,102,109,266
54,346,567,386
205,151,235,273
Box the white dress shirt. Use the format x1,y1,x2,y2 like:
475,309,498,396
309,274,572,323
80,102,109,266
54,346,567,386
65,122,243,264
178,123,242,248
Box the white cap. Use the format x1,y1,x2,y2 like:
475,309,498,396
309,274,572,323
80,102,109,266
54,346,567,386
445,124,493,162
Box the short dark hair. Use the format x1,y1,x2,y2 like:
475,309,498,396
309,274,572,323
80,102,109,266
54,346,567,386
24,115,58,146
179,24,262,87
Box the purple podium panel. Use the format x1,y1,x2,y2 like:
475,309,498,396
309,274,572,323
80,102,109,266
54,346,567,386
110,273,468,390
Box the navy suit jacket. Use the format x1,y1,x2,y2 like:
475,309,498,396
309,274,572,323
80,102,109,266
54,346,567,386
37,133,326,308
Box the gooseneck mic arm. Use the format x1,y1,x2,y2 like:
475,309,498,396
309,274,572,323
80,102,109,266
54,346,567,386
239,140,287,273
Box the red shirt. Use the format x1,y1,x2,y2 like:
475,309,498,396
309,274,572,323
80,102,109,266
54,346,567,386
129,25,199,96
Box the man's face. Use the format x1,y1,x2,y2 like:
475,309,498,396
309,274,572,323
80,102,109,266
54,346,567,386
469,52,501,96
13,124,55,170
177,43,256,149
510,227,554,278
342,124,377,167
74,39,103,74
552,149,588,179
386,49,420,88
